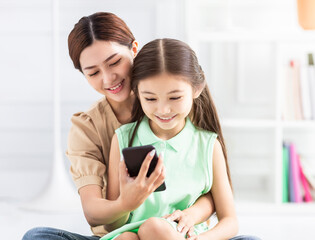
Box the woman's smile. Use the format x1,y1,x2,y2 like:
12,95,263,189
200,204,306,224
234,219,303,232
106,79,125,94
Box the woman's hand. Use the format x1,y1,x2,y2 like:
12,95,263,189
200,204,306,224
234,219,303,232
163,210,195,237
118,150,165,212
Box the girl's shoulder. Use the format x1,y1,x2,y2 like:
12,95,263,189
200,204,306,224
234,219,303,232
191,123,218,140
116,121,137,134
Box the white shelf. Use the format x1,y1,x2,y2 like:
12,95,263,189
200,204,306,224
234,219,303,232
186,0,315,205
221,119,276,128
194,31,315,43
281,120,315,129
236,202,315,215
222,119,315,129
231,168,270,176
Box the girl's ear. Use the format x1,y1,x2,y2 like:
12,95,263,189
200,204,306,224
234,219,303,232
132,40,139,58
193,83,205,99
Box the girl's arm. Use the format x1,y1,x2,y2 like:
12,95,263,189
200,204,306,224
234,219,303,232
79,134,132,228
195,139,238,240
164,192,215,236
79,134,165,229
79,184,129,227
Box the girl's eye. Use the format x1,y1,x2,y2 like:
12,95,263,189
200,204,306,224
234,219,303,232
170,96,182,100
89,71,99,77
145,98,156,102
109,58,121,67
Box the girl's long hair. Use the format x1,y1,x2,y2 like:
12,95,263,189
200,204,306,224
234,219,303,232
129,38,232,187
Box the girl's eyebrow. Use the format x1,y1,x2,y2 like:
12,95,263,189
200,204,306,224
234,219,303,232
141,90,184,95
83,53,118,70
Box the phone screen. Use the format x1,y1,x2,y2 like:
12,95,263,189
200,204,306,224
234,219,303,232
122,145,166,192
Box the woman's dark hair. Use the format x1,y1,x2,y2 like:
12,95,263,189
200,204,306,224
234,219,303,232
68,12,135,72
129,38,232,187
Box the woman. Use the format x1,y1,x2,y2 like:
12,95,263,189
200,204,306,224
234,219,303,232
22,12,259,240
23,12,173,240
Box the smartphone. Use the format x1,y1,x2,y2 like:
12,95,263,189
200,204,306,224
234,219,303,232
122,145,166,192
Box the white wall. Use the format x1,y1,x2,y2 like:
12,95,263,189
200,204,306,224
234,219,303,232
1,0,314,204
0,0,185,201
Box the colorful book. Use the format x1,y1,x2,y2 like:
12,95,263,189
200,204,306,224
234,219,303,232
291,61,303,120
282,61,296,120
299,64,312,120
299,157,315,189
282,144,290,203
289,143,303,202
297,155,313,202
308,53,315,120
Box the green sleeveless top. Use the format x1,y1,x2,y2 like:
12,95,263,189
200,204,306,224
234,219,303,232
101,116,217,239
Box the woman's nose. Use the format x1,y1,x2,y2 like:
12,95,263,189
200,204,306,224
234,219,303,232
101,70,115,86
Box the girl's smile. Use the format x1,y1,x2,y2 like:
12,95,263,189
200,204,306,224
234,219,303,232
138,73,200,140
155,114,177,123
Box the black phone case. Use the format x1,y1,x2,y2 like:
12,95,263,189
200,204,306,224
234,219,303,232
122,145,166,192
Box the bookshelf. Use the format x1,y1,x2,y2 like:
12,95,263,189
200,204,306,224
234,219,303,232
185,0,315,205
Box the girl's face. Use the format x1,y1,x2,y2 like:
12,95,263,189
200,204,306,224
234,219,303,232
138,73,200,139
80,40,137,104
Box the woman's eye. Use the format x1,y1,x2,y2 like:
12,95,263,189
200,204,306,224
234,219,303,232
170,96,181,100
109,58,121,67
145,98,156,102
89,71,99,77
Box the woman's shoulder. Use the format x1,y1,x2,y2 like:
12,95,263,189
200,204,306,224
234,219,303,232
82,97,111,118
71,97,118,127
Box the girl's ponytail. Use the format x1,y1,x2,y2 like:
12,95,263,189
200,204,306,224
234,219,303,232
191,84,232,188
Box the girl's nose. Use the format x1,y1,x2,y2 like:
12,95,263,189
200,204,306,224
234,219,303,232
158,103,171,114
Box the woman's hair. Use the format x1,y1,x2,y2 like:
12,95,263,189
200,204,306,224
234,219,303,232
68,12,135,72
129,38,232,187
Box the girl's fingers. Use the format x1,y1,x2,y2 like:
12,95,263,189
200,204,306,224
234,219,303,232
119,161,128,185
138,149,155,179
180,225,189,235
187,227,196,238
187,237,197,240
147,153,164,186
152,165,165,191
167,209,181,221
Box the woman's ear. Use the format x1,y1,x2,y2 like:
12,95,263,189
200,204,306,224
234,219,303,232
132,40,139,57
193,84,205,99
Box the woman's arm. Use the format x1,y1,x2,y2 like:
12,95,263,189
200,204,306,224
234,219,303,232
196,139,238,240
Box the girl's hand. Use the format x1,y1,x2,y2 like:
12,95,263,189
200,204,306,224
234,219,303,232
118,150,165,212
187,232,208,240
163,210,195,237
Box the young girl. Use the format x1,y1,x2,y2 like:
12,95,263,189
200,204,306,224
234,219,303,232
104,38,238,240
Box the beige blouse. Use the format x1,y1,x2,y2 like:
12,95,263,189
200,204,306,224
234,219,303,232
66,97,121,237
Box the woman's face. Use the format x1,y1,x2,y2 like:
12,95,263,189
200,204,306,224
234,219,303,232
79,40,137,104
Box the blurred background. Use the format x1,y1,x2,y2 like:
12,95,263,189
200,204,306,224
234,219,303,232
1,0,315,239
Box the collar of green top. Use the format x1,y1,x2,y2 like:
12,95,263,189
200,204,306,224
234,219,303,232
137,116,195,152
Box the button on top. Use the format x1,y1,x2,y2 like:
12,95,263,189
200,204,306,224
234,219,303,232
160,141,166,150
